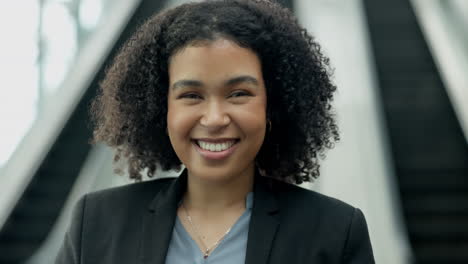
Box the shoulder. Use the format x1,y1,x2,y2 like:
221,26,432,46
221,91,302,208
57,178,177,263
261,177,375,262
261,176,364,239
79,177,176,217
86,177,175,202
258,179,375,263
68,177,176,240
264,176,357,218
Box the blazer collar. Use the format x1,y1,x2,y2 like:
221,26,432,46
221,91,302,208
140,168,280,264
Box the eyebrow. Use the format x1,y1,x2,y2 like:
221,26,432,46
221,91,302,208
171,75,259,90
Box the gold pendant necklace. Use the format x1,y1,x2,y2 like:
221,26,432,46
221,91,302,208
181,202,233,259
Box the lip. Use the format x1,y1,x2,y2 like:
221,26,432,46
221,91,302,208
192,137,239,143
192,139,239,160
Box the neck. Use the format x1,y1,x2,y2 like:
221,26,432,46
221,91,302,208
183,165,255,213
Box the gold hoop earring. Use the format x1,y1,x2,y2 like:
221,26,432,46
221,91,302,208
267,119,272,133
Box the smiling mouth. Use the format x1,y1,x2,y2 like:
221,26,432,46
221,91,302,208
192,139,240,152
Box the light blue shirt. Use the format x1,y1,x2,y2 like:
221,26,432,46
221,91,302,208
165,192,254,264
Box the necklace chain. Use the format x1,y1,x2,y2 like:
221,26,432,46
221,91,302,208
181,202,232,259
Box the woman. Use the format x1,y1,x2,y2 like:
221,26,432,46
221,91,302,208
56,0,375,263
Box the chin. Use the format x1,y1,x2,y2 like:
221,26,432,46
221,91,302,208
186,163,252,183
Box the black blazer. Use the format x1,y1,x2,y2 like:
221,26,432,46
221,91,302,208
56,169,375,264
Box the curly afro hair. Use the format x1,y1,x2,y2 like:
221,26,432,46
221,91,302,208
90,0,339,184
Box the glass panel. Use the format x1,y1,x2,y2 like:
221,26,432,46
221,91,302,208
0,0,129,169
0,1,39,167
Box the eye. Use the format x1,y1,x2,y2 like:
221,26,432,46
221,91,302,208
178,93,202,99
229,90,251,98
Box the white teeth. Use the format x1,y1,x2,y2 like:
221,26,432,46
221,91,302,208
197,140,236,152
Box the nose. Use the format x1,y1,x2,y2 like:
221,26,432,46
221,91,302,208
199,101,230,129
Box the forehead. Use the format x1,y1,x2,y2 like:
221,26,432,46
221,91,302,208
168,39,263,84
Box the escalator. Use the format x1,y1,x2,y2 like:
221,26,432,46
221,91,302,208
363,0,468,263
0,1,168,263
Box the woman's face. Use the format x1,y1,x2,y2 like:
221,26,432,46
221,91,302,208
167,38,267,183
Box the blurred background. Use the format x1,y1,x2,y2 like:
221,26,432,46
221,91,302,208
0,0,467,263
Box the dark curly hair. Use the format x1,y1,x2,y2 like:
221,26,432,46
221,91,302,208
90,0,339,184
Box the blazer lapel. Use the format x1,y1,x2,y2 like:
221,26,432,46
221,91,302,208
139,168,279,264
140,171,187,264
245,174,280,264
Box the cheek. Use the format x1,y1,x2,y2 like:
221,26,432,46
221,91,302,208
240,102,267,140
167,104,193,140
